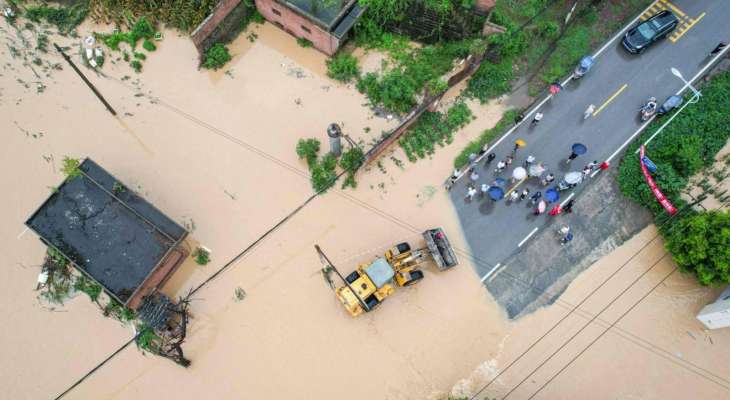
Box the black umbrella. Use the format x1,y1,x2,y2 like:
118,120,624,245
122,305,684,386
571,143,587,155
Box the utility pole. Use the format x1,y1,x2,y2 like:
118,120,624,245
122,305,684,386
54,43,117,116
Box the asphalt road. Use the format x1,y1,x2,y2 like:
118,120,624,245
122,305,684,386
450,0,729,282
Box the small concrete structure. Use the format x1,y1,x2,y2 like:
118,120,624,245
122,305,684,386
26,158,188,311
697,287,730,330
327,123,342,157
255,0,364,55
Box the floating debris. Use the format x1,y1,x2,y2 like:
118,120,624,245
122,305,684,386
234,287,246,302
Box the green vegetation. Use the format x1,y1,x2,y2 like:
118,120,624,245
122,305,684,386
296,37,313,48
133,51,146,60
104,298,136,322
296,138,321,168
25,1,89,34
454,109,519,168
193,247,211,265
666,211,730,286
202,43,232,70
74,275,102,304
295,138,364,192
326,53,360,83
311,153,338,192
340,147,366,189
130,59,142,72
400,101,474,162
97,16,155,50
142,39,156,52
61,156,81,179
617,70,730,285
135,325,162,353
89,0,217,32
356,39,473,114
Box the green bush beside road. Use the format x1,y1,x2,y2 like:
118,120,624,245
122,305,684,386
617,70,730,285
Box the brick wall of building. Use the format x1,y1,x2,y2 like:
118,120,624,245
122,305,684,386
190,0,250,63
255,0,340,55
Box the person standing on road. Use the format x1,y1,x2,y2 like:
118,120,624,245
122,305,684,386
523,154,536,168
542,173,555,186
480,183,489,198
710,41,727,56
583,104,596,120
520,188,530,201
505,155,513,166
560,232,574,245
563,199,575,214
582,165,592,178
445,169,459,191
469,168,479,183
465,185,477,201
514,112,525,125
586,160,599,171
484,152,496,166
530,191,542,204
531,112,544,126
495,160,507,173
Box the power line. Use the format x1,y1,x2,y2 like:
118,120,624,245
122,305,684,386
495,201,730,400
525,265,678,399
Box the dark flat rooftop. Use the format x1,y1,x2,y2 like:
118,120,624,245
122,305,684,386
280,0,357,30
26,159,186,304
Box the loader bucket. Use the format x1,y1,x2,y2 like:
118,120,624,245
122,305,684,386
423,228,459,270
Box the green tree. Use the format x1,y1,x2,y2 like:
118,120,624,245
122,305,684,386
666,210,730,286
326,53,360,83
203,43,232,70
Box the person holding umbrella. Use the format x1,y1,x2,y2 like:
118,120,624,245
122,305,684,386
534,200,547,215
566,143,587,164
544,188,560,203
542,173,555,186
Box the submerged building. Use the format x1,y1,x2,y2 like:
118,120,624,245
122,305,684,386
255,0,364,55
26,159,188,311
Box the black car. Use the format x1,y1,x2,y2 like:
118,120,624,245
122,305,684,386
622,10,679,54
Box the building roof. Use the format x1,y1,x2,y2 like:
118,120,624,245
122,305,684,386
26,159,187,305
278,0,360,33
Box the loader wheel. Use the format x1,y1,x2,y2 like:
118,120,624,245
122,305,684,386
404,270,424,286
345,271,359,284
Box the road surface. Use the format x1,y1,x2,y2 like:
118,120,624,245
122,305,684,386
449,0,729,294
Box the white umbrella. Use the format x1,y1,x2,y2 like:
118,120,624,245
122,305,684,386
512,167,527,180
564,171,583,185
529,163,545,177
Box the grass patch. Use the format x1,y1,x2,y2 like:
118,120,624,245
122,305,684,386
454,109,518,168
192,247,210,265
296,37,313,48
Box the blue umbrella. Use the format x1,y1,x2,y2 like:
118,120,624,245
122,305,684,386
494,178,506,186
545,188,559,202
488,186,505,201
571,143,587,155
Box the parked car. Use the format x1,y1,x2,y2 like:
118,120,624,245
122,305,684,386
622,10,679,54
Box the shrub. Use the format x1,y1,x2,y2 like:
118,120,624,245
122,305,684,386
203,43,231,70
61,156,81,179
74,275,102,303
466,58,515,103
400,101,474,162
340,147,365,188
296,138,321,168
666,210,730,286
130,60,142,72
133,52,146,60
142,39,156,52
326,53,360,83
311,153,338,192
297,37,313,48
98,16,156,50
193,247,210,265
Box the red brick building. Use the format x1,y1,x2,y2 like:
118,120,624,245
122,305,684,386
255,0,364,56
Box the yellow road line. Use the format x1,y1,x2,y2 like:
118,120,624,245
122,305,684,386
670,12,705,43
594,84,628,116
662,0,686,18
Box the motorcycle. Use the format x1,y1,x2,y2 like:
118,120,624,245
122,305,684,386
657,95,683,116
639,97,658,121
573,56,594,79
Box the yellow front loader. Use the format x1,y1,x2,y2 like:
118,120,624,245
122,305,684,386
317,228,458,317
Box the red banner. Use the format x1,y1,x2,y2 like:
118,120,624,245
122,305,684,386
639,145,677,215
